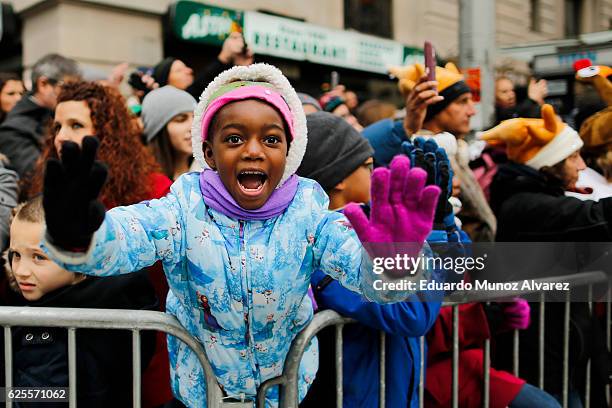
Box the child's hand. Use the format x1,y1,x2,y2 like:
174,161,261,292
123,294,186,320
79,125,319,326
401,138,453,229
484,298,531,333
500,298,531,331
344,155,440,269
43,136,108,251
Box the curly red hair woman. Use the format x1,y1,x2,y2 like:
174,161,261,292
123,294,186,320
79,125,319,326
26,81,175,407
28,81,170,207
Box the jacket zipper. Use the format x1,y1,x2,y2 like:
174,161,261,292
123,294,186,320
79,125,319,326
239,221,260,383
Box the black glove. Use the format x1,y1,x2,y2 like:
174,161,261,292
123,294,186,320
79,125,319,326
43,136,108,251
401,137,453,229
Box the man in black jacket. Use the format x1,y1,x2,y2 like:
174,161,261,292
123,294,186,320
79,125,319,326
0,54,80,178
495,76,548,124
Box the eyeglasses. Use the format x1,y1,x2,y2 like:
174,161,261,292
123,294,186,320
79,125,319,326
46,78,65,90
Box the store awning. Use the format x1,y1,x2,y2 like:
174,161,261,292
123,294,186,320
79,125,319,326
169,0,422,75
533,45,612,76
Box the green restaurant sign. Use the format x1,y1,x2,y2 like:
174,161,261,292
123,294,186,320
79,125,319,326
170,1,423,74
171,1,243,45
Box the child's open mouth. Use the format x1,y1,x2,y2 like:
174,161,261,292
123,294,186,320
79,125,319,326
237,169,268,197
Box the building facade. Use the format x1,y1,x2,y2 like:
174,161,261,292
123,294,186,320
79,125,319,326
3,0,612,108
9,0,612,65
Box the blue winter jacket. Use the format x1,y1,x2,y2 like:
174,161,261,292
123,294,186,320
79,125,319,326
42,173,428,407
362,119,407,168
308,202,467,407
310,268,441,408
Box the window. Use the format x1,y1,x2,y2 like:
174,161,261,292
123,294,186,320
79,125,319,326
344,0,393,38
530,0,541,32
565,0,582,37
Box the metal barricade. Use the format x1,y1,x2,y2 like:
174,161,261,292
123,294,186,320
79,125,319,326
269,270,609,408
0,307,227,408
1,270,609,408
255,310,355,408
442,271,607,408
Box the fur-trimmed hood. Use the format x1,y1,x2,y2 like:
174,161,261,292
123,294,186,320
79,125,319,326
191,63,307,188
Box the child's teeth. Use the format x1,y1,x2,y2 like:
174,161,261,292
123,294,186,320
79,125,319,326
239,172,266,191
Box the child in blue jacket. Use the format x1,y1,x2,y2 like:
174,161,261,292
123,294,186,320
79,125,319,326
39,64,441,407
297,112,457,407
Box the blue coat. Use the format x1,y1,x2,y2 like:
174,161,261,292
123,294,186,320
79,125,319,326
305,205,466,408
310,269,441,408
362,119,407,168
42,173,426,407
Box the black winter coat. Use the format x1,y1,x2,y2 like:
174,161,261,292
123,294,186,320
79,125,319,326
186,59,232,100
0,95,51,178
490,162,611,403
494,98,542,125
490,162,612,242
0,271,157,408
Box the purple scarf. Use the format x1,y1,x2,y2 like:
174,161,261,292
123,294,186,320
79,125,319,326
199,170,299,221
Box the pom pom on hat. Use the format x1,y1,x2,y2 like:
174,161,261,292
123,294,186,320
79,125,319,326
573,59,593,72
480,104,583,169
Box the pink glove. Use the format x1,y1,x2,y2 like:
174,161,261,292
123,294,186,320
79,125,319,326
344,155,440,275
501,298,531,331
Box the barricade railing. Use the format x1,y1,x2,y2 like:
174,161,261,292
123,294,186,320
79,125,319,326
443,271,609,408
0,307,227,408
266,270,609,408
0,270,609,408
255,310,357,408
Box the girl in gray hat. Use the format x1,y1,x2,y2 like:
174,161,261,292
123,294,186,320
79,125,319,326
141,85,198,180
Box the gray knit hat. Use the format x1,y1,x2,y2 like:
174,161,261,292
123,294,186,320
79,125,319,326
297,92,321,111
141,85,196,143
297,111,374,191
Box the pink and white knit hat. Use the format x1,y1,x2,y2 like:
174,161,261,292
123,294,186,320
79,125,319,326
191,64,307,188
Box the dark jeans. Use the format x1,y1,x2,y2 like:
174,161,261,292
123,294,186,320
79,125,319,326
552,390,584,408
509,383,562,408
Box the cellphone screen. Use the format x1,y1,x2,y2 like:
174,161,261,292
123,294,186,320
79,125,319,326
424,41,436,83
331,71,339,89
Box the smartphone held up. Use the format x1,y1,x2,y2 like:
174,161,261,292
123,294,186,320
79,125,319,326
424,41,436,84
